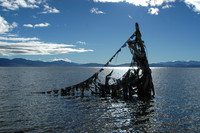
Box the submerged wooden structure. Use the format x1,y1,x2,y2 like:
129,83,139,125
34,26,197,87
39,23,155,101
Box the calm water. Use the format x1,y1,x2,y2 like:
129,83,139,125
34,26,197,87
0,67,200,132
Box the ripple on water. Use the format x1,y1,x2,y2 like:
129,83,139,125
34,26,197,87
0,67,200,132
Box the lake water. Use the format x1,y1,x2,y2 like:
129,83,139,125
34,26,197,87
0,67,200,132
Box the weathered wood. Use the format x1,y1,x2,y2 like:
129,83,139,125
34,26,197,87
127,23,154,100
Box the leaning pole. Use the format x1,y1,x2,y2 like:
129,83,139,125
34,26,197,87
127,23,155,100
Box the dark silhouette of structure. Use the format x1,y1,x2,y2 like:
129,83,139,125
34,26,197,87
38,23,155,101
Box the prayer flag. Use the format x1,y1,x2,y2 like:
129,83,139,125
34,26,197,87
47,91,52,94
53,90,59,94
104,62,109,67
122,43,127,48
100,68,104,72
117,48,121,53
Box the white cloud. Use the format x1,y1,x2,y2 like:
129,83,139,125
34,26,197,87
35,23,50,27
149,0,173,7
23,23,50,28
0,16,10,34
52,58,72,62
90,8,104,14
94,0,123,2
148,7,159,15
0,40,94,56
0,0,41,10
93,0,177,15
94,0,149,6
0,0,60,14
7,34,18,37
184,0,200,14
11,22,18,28
76,41,86,45
162,4,172,9
128,15,133,19
126,0,149,7
94,0,176,6
42,4,60,14
23,24,34,28
32,15,37,19
0,16,18,34
0,36,39,41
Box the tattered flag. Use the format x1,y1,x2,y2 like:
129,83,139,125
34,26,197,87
122,43,127,48
47,91,52,94
53,90,59,94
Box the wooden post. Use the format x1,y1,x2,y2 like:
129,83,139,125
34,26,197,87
127,23,154,100
135,23,154,100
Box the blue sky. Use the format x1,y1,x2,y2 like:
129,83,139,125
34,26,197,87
0,0,200,64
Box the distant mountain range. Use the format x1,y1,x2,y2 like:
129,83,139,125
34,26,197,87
0,58,78,67
0,58,200,67
150,61,200,67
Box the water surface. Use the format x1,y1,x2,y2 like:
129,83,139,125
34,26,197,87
0,67,200,132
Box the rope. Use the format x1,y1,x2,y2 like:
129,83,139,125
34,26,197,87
35,33,136,95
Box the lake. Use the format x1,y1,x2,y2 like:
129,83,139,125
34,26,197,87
0,67,200,132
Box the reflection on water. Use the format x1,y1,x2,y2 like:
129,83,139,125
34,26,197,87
101,99,155,132
0,67,200,132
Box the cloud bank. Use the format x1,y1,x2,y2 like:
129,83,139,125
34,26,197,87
0,36,94,56
0,0,60,14
0,36,39,41
94,0,123,2
0,0,41,10
184,0,200,14
93,0,200,15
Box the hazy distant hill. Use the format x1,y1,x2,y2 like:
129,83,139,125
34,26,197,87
150,61,200,67
0,58,78,67
0,58,200,67
81,63,105,67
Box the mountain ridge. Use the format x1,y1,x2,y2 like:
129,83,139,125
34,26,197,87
0,58,200,67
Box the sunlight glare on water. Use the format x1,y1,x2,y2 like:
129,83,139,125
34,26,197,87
0,67,200,132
